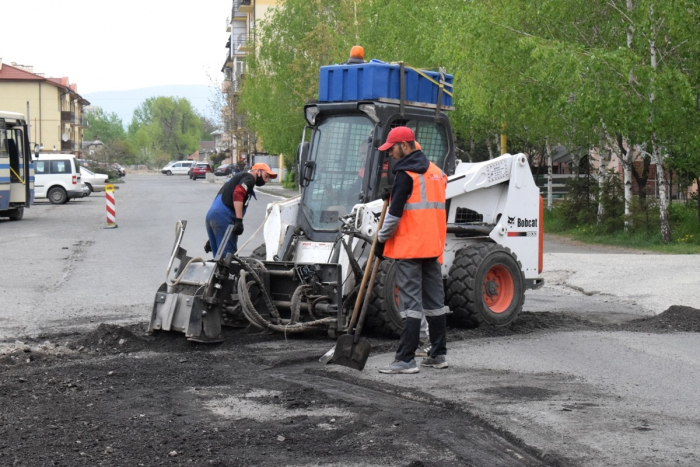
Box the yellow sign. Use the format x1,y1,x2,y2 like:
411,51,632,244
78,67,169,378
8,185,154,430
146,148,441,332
105,184,114,193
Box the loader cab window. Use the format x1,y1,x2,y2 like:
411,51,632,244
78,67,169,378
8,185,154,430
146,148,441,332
379,119,450,193
302,115,374,232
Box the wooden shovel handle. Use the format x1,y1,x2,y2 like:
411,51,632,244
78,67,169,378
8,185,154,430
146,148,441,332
353,256,382,343
348,199,389,333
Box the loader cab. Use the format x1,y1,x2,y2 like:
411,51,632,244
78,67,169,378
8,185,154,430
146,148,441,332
297,101,455,241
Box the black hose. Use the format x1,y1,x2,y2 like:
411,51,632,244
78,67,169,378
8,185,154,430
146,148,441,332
237,270,335,333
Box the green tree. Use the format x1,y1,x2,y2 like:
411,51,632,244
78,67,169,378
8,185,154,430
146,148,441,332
239,0,367,171
199,115,217,141
101,139,138,166
84,108,126,143
128,96,202,159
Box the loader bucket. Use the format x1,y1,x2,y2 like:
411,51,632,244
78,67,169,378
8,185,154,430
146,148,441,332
149,280,223,343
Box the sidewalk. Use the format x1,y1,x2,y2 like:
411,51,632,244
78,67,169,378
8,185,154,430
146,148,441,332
256,183,300,199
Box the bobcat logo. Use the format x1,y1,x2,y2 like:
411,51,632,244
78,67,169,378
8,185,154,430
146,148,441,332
507,216,515,226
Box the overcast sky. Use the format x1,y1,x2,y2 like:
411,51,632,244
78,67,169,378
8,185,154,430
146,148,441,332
1,0,230,94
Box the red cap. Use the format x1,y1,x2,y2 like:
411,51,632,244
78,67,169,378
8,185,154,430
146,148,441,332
378,126,415,151
251,163,278,178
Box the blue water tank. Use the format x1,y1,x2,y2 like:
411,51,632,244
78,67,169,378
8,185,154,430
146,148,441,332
318,59,453,107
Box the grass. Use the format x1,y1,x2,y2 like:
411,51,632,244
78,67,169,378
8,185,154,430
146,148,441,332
544,202,700,254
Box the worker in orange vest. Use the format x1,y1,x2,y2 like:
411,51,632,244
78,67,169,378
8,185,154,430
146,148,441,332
375,126,449,374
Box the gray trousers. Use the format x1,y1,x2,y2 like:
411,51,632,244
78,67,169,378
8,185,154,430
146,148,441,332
394,258,448,362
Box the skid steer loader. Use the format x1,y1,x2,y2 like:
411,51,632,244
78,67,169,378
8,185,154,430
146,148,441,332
149,53,544,342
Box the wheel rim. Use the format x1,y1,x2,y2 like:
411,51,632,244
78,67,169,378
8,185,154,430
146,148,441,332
482,264,515,313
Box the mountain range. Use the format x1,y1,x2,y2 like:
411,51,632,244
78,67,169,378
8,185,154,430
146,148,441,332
83,84,218,128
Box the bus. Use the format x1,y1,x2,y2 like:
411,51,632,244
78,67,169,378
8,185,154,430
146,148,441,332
0,111,34,220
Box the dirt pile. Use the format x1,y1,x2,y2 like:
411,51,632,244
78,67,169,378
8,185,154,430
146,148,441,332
69,323,150,353
619,305,700,333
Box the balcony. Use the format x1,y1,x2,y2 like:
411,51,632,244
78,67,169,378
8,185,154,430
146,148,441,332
223,51,233,69
226,16,231,32
238,0,253,14
237,33,253,53
231,1,247,21
61,111,75,124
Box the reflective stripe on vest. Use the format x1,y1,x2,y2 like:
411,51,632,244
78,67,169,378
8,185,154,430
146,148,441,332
384,162,447,262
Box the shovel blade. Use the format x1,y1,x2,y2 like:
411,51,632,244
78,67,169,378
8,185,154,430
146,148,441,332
328,335,372,371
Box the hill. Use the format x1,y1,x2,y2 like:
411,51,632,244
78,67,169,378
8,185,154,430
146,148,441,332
83,84,218,127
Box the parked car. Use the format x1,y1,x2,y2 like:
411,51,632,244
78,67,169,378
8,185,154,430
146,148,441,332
112,163,126,177
214,164,232,176
161,161,194,175
80,182,91,198
80,167,109,195
32,153,83,204
189,163,212,180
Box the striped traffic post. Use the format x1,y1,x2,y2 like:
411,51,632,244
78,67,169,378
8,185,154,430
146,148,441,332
105,184,118,229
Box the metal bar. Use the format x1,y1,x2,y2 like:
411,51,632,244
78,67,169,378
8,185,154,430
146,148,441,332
399,62,405,118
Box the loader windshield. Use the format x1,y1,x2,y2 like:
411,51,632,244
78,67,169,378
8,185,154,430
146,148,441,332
302,115,374,232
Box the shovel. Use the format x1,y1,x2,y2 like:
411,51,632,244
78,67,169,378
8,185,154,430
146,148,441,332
322,199,389,370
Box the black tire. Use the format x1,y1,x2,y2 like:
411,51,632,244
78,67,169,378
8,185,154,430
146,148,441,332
8,207,23,221
251,243,266,260
166,170,172,176
446,243,524,328
84,183,93,195
48,187,67,205
366,259,403,337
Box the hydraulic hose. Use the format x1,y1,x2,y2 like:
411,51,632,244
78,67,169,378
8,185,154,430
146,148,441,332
236,269,335,333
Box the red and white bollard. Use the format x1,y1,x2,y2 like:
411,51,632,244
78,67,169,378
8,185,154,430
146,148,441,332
105,184,118,229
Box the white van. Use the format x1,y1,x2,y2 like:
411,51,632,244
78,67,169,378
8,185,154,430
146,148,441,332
161,160,194,175
33,153,83,204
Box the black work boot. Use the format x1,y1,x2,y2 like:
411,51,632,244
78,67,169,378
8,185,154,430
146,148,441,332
395,317,422,362
426,315,447,357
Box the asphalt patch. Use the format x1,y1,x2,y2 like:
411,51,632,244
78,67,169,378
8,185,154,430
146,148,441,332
617,305,700,333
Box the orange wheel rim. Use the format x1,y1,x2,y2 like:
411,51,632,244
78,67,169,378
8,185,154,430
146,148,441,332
482,265,515,313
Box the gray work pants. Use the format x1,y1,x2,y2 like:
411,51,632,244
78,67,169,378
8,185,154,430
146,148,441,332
394,258,449,362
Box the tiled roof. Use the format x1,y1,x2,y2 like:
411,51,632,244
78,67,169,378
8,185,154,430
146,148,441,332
1,63,88,104
47,77,69,87
0,63,45,81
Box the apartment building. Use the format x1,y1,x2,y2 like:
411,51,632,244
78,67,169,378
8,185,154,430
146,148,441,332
0,59,89,158
221,0,281,175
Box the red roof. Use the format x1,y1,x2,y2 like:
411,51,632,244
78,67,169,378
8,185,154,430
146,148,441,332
1,63,88,104
47,77,74,89
0,63,45,81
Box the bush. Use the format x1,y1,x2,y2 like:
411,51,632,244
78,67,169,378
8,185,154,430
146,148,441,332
282,170,297,189
101,167,122,181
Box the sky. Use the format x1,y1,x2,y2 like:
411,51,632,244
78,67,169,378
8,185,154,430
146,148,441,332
1,0,231,94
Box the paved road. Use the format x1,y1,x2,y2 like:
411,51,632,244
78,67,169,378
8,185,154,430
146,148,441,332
527,233,700,320
0,174,274,340
1,173,699,466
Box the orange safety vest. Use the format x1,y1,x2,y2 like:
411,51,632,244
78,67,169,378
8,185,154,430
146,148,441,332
384,162,447,263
